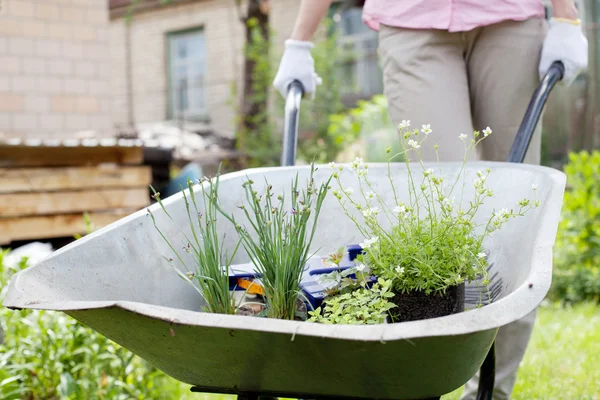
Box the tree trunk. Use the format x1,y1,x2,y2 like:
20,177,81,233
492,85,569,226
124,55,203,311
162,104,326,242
237,0,270,162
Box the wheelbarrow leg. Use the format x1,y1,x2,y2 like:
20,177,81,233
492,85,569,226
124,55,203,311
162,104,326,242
475,341,495,400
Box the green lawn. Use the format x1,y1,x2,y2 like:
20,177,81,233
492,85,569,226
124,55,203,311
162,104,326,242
173,302,600,400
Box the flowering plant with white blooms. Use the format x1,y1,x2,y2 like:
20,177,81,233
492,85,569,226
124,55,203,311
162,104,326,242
329,121,540,297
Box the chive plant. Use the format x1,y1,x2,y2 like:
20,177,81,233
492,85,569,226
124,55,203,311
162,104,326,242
148,174,239,315
218,165,332,320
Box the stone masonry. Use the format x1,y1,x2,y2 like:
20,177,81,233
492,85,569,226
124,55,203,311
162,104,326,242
0,0,113,139
109,0,301,138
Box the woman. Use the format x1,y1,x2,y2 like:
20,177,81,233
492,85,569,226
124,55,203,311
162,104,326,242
273,1,587,399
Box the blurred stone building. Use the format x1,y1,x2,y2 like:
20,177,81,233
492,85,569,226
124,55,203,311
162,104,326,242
107,0,381,139
0,0,112,139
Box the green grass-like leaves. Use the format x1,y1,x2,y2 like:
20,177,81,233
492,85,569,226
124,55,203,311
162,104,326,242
217,164,332,320
149,173,239,315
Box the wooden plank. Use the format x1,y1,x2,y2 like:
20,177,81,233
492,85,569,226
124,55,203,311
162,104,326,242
0,166,152,193
0,210,134,244
0,188,149,217
0,145,144,167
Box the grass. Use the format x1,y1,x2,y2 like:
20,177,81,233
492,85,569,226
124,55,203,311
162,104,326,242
171,302,600,400
443,301,600,400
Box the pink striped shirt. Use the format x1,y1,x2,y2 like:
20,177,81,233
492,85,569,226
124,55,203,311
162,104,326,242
362,0,546,32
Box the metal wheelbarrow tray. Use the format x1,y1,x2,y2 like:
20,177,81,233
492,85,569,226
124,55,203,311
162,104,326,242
3,64,566,400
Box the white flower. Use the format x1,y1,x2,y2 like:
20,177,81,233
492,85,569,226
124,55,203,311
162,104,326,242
362,207,380,218
532,184,538,190
358,169,368,177
395,266,405,275
424,168,434,177
408,139,420,149
498,208,511,217
477,252,486,259
483,127,492,137
349,157,365,172
492,208,512,226
355,263,371,275
474,175,487,189
356,263,367,272
328,162,336,169
442,197,454,206
343,187,354,195
421,124,432,135
393,205,406,214
359,237,379,249
459,133,467,141
399,120,411,129
366,191,375,199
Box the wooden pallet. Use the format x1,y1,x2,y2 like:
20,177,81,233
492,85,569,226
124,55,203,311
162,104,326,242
0,139,151,245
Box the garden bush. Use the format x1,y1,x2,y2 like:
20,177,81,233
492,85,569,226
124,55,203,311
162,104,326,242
0,248,187,399
550,150,600,303
328,95,401,163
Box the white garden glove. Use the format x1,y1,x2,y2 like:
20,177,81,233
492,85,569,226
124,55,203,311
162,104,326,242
539,18,588,86
273,40,322,99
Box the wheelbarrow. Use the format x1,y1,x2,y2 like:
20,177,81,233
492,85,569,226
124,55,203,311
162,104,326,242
3,62,566,400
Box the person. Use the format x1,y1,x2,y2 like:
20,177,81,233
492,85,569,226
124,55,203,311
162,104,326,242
272,1,588,399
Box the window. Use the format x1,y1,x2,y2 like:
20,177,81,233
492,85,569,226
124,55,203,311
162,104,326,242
335,7,383,101
167,28,207,121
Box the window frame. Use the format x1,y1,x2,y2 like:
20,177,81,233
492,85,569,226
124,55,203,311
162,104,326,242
166,26,209,122
329,3,383,104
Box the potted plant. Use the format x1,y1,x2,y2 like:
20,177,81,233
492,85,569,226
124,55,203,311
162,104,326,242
328,122,540,323
217,165,332,320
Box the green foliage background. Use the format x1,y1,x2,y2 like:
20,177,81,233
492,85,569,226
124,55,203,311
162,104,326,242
550,151,600,303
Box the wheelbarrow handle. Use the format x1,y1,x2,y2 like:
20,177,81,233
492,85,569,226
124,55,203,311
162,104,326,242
281,80,304,167
507,61,565,164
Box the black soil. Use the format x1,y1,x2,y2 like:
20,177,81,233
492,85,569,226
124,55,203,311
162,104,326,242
388,283,465,323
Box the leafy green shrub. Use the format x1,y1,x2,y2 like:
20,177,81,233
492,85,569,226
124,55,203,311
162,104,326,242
330,125,539,297
308,278,396,325
551,151,600,303
327,95,401,163
0,249,187,399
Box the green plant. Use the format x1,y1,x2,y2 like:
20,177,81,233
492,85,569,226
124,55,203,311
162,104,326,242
148,175,240,315
0,249,187,400
327,95,401,163
233,16,281,168
218,165,332,320
315,247,372,296
551,150,600,303
308,278,396,325
330,122,540,296
73,211,94,240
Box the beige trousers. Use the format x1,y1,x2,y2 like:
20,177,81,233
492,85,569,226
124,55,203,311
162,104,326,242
378,18,547,400
378,17,547,165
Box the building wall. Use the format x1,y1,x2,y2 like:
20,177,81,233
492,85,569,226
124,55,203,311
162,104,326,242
0,0,113,139
109,0,301,137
